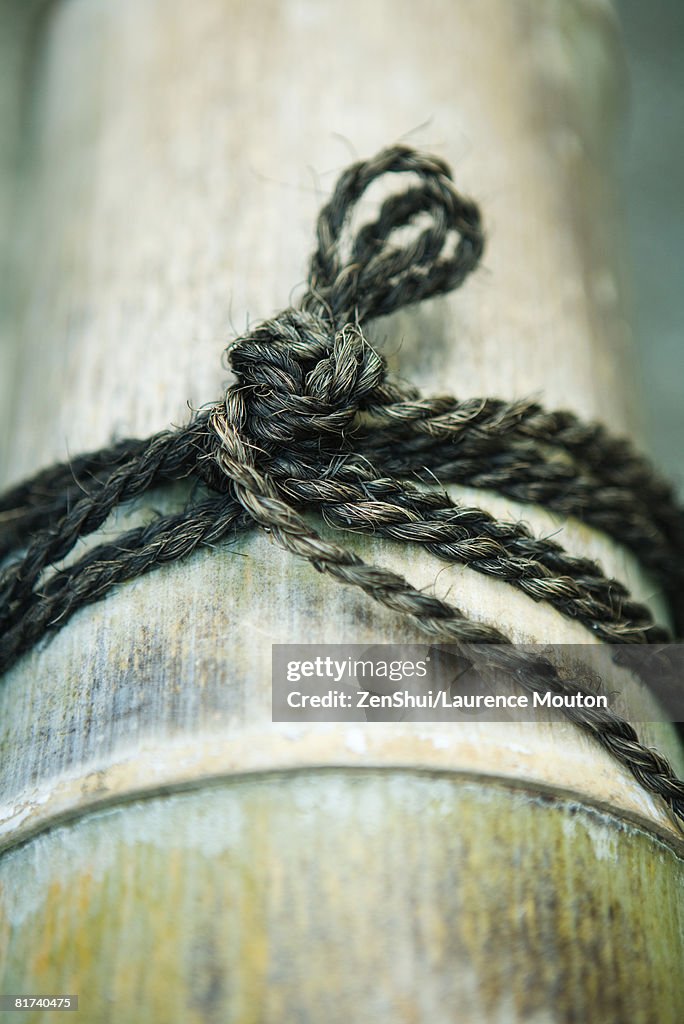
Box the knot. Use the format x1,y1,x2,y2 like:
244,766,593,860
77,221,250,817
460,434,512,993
204,311,386,502
203,144,484,498
227,310,385,450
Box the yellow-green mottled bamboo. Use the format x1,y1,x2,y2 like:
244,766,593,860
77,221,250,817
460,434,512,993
0,2,682,1022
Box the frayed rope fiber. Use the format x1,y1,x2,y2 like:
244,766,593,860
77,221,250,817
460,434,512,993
1,145,684,823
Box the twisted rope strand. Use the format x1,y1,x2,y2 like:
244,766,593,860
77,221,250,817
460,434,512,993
359,400,683,590
0,431,190,629
0,496,248,673
1,144,683,824
0,415,216,557
278,472,665,641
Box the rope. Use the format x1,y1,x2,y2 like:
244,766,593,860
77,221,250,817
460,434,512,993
1,145,683,824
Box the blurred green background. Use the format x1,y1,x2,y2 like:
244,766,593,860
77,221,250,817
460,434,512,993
619,0,683,491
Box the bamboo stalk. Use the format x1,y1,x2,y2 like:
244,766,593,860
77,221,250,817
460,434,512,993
0,2,682,1021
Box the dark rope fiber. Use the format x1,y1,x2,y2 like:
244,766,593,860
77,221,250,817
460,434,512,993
1,145,683,824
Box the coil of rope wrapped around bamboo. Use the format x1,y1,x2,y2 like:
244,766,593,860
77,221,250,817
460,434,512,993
1,145,683,824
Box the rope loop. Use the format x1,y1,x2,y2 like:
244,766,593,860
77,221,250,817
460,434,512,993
211,145,485,503
300,144,484,326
